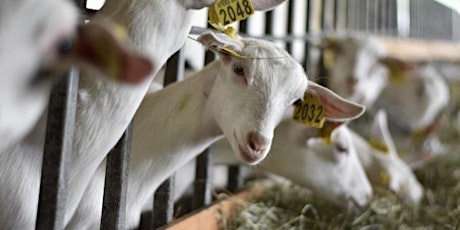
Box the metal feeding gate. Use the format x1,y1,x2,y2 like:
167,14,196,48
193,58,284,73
33,0,459,229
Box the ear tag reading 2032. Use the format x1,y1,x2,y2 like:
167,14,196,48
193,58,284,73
292,94,325,129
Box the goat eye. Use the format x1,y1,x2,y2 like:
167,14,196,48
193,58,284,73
335,143,348,154
56,37,74,56
233,65,245,76
293,99,302,105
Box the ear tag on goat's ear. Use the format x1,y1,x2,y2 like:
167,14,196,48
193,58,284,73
379,171,390,187
292,94,325,129
368,139,390,154
211,0,255,26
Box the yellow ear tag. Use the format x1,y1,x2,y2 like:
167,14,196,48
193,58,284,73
292,94,325,129
388,68,408,84
211,0,255,26
368,139,390,154
323,50,335,70
109,23,128,41
318,125,334,145
208,20,238,39
379,171,390,187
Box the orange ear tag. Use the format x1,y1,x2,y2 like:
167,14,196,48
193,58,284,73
292,94,325,129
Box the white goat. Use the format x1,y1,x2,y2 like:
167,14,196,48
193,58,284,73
68,31,366,229
376,64,449,156
207,120,373,210
351,110,424,204
0,0,152,149
324,36,449,158
0,0,289,228
324,36,389,107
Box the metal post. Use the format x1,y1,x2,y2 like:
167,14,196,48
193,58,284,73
36,68,79,230
150,47,185,229
100,123,133,230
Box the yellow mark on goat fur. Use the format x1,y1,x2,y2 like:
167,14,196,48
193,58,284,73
177,95,190,112
380,171,390,187
368,139,390,154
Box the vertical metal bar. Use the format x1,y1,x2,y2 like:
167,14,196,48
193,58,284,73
379,0,386,35
152,178,175,229
332,0,338,31
192,48,216,210
265,10,274,35
36,68,79,230
317,0,329,87
100,123,132,230
192,147,214,209
285,0,295,53
227,166,244,192
303,0,312,70
150,47,185,229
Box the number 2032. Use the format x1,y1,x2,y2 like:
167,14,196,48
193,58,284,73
293,102,323,123
219,0,254,25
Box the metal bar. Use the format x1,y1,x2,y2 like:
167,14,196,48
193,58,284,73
285,0,295,53
152,177,175,229
192,49,215,210
100,123,133,230
317,0,329,87
303,0,312,70
265,10,274,35
150,47,185,229
36,68,79,230
192,147,214,209
227,166,244,192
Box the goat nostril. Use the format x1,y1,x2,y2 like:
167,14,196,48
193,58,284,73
247,131,267,153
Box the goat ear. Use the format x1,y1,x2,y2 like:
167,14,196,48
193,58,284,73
305,81,365,121
315,37,342,53
378,57,419,83
71,17,153,84
198,31,244,63
370,110,398,155
252,0,287,11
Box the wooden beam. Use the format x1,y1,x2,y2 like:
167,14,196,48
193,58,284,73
160,186,263,230
379,37,460,62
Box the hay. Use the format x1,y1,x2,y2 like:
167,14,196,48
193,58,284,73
221,146,460,230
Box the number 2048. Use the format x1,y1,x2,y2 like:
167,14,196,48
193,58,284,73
219,0,254,25
293,103,323,123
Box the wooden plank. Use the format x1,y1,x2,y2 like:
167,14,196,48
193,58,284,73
160,186,263,230
379,37,460,62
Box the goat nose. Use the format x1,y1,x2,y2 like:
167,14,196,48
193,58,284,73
247,131,268,155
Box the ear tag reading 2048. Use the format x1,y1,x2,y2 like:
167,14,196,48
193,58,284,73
292,94,325,129
212,0,255,26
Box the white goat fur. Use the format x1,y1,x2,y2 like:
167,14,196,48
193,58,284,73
68,32,307,229
351,110,423,204
327,36,388,107
208,120,373,209
0,0,217,227
0,0,78,148
68,30,368,229
377,64,449,133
